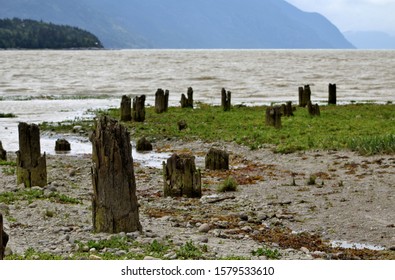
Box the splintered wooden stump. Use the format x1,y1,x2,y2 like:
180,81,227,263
1,213,9,260
180,87,194,108
307,101,321,116
132,95,146,122
16,122,47,188
299,85,311,107
163,154,202,198
136,137,153,152
265,106,282,129
205,148,229,170
155,88,169,113
329,83,337,105
0,140,6,161
281,101,294,117
55,138,71,152
91,116,141,233
120,95,132,121
177,120,187,131
221,88,231,111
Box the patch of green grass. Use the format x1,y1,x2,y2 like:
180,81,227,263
0,160,16,166
176,241,203,260
2,166,15,175
217,176,238,192
6,248,64,260
144,239,170,258
0,189,81,205
347,134,395,155
252,247,281,260
0,113,17,118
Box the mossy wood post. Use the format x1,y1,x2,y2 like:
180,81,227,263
299,85,311,107
180,87,194,108
281,101,294,117
16,122,47,188
132,95,146,122
163,153,202,198
205,148,229,170
155,88,169,113
329,83,337,105
55,138,71,152
91,116,141,233
136,137,153,152
0,140,6,161
221,88,231,111
120,95,132,121
307,101,321,116
1,213,9,260
265,106,282,129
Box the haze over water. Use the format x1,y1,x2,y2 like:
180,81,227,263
0,49,394,153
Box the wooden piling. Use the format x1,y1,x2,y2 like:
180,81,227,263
329,83,337,105
299,85,311,107
221,88,231,111
132,95,146,122
163,153,202,198
181,87,194,108
55,138,71,152
90,116,141,233
136,137,153,152
0,213,9,260
155,89,169,113
120,95,132,121
0,141,6,161
265,106,282,129
205,148,229,170
307,101,321,116
16,122,47,188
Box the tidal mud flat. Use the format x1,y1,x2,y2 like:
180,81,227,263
1,138,394,260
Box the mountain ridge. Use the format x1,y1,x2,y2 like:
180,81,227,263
0,0,354,49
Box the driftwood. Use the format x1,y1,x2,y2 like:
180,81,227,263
136,137,153,152
155,89,169,113
163,153,202,198
180,87,194,108
329,83,337,105
0,213,9,260
307,101,321,116
299,85,311,107
120,95,132,121
0,141,6,161
91,116,141,233
265,106,282,129
132,95,146,122
55,139,71,152
16,122,47,188
205,148,229,170
221,88,231,111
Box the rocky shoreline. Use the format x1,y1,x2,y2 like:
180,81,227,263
1,139,394,260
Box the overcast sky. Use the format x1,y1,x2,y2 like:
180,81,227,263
286,0,395,35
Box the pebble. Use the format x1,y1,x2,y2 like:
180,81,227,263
144,256,161,260
89,255,102,260
300,247,310,254
198,223,210,233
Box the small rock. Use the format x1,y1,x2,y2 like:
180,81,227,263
164,253,177,260
241,226,252,232
198,223,210,233
144,256,161,260
89,255,103,260
389,246,395,251
300,247,310,254
195,236,209,243
0,202,10,213
239,213,249,221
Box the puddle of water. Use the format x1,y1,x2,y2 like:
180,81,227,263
331,240,386,251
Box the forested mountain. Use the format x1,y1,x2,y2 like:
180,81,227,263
0,18,103,49
0,0,354,49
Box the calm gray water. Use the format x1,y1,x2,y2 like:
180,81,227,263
0,49,394,154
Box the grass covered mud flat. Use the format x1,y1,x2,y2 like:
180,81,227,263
1,103,395,260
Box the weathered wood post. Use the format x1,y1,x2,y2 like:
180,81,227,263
120,95,132,121
16,122,47,188
221,88,231,111
265,106,282,129
299,85,311,107
329,83,337,105
177,120,187,131
155,89,169,113
55,138,71,152
180,87,194,108
0,213,9,260
136,137,153,152
90,116,141,233
281,101,294,117
163,154,202,198
0,141,6,161
132,95,146,122
205,148,229,170
307,101,321,116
